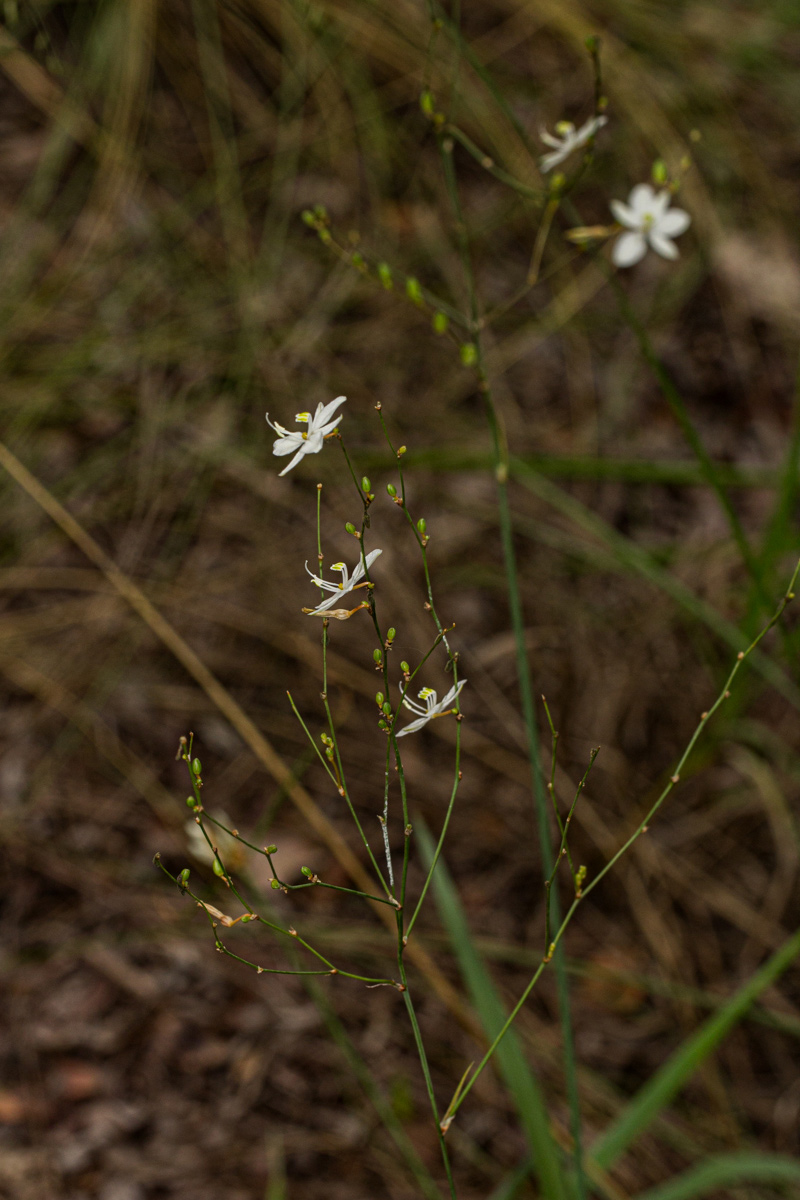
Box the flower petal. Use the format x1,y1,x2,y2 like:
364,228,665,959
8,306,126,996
627,183,657,216
395,715,430,738
610,200,639,230
657,207,690,237
612,231,647,268
278,445,310,476
273,433,305,456
313,395,347,430
648,231,679,260
540,130,562,150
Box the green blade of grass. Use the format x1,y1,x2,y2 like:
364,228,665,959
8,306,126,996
416,821,569,1200
634,1152,800,1200
590,924,800,1170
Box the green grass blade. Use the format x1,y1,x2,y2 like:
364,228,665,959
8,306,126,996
634,1152,800,1200
591,925,800,1170
416,822,568,1200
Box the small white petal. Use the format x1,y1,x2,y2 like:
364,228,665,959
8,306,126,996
628,183,657,216
313,395,347,429
273,434,305,456
540,148,568,173
540,130,563,150
613,231,647,268
610,199,640,230
648,231,679,260
657,207,690,237
279,446,309,476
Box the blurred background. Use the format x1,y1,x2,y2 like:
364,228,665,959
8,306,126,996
1,2,799,1198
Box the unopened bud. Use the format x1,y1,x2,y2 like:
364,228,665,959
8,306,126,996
397,445,407,456
460,342,478,367
382,702,392,716
301,209,316,226
405,276,424,306
178,868,190,886
652,159,667,185
433,311,449,335
213,859,225,877
266,844,277,854
387,483,397,497
377,262,393,289
191,758,202,775
375,691,385,705
420,90,435,116
345,522,357,535
386,628,396,642
373,649,383,663
417,518,426,534
378,719,389,730
185,796,196,807
301,866,312,877
270,879,281,890
400,660,410,673
361,476,371,493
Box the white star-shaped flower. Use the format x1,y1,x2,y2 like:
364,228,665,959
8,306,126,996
539,115,607,173
395,679,466,738
610,184,691,268
266,395,346,476
304,548,382,615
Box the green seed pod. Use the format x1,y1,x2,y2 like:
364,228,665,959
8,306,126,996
266,844,278,855
301,209,316,226
400,660,410,673
419,90,435,116
361,476,371,493
652,158,667,185
178,868,190,885
377,262,393,289
185,796,196,807
386,627,396,642
301,866,312,877
191,758,202,775
373,649,383,663
386,483,396,497
432,311,449,335
270,878,282,890
382,702,392,716
376,692,385,705
459,343,478,367
213,859,225,877
417,518,426,534
345,522,356,535
378,719,389,730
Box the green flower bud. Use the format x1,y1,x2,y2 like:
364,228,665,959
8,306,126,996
373,649,383,663
191,758,202,775
301,209,316,226
459,343,478,367
387,483,396,497
433,311,449,335
213,859,225,877
240,913,253,922
382,702,392,716
420,90,435,116
186,796,196,807
386,628,396,642
361,476,371,493
397,445,407,456
400,660,410,673
178,868,190,885
405,276,424,307
417,518,426,534
377,262,393,289
376,692,385,705
301,866,313,877
270,878,281,890
345,522,356,535
652,159,667,185
266,844,277,855
378,719,389,730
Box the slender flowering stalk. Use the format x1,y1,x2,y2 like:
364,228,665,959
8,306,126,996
302,548,382,615
610,184,690,267
539,115,607,172
266,395,346,475
396,680,466,737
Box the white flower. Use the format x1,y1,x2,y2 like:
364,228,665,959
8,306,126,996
395,679,466,738
539,115,607,173
304,548,382,615
610,184,690,268
266,395,346,476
